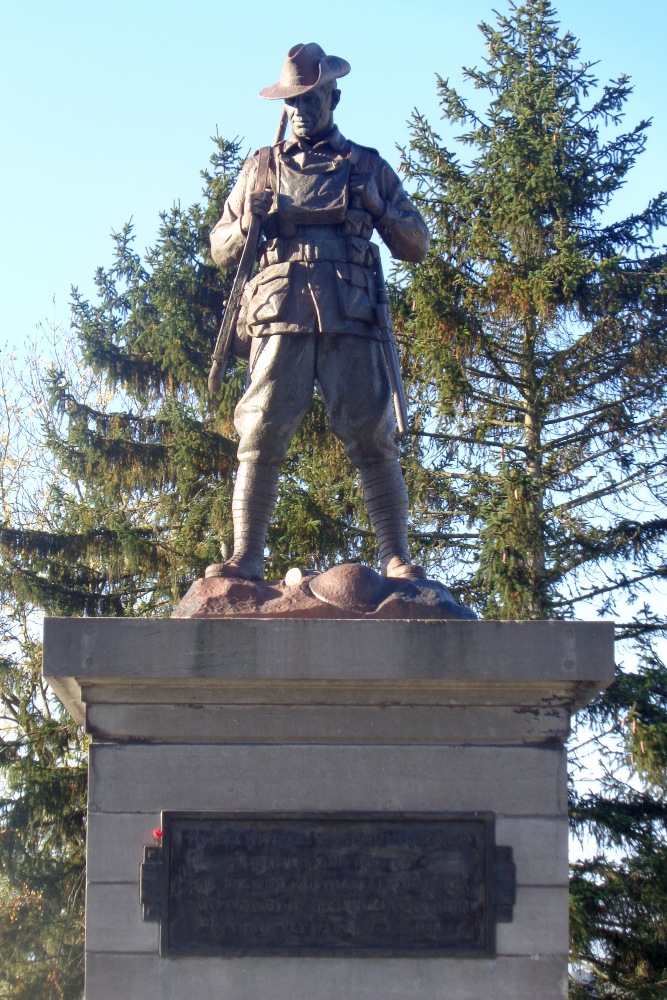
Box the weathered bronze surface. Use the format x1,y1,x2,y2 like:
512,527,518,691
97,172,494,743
206,43,431,585
140,812,515,957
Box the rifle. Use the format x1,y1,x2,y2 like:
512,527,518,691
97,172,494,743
371,245,409,434
208,109,288,393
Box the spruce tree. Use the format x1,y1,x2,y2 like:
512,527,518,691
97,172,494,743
401,0,667,613
399,1,667,994
1,348,87,998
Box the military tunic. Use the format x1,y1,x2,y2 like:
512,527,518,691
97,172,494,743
210,126,429,467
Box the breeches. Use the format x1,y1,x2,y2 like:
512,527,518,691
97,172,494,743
234,334,399,467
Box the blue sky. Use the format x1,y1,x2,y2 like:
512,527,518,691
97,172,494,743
2,0,666,356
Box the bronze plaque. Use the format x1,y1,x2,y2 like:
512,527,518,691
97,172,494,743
141,812,515,957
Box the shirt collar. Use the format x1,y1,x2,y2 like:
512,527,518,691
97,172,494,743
282,125,347,154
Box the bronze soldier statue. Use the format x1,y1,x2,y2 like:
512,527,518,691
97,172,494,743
208,43,430,583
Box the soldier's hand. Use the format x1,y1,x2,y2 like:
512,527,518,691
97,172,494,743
241,190,272,233
350,170,385,221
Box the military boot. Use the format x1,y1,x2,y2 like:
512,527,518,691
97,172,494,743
206,461,280,581
359,460,425,580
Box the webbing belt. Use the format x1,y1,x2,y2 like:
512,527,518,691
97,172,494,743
269,239,347,262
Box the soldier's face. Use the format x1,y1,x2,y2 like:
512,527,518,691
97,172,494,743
285,86,333,139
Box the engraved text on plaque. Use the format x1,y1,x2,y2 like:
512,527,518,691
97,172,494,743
140,812,515,957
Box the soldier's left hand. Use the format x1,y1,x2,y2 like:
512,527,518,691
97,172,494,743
350,170,385,221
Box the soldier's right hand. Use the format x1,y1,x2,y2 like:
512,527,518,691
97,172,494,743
241,190,273,233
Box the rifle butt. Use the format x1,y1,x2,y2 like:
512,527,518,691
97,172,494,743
381,338,409,434
208,359,224,394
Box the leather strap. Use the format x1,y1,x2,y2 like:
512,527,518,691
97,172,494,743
255,145,271,195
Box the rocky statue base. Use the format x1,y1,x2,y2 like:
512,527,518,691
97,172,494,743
43,618,614,1000
173,562,477,619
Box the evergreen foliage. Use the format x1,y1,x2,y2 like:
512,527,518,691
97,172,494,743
1,139,242,619
398,1,667,993
0,612,86,999
401,0,667,617
1,341,91,997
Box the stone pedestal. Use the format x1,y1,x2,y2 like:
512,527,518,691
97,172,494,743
43,618,614,1000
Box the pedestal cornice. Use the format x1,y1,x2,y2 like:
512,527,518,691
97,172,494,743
43,619,614,744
